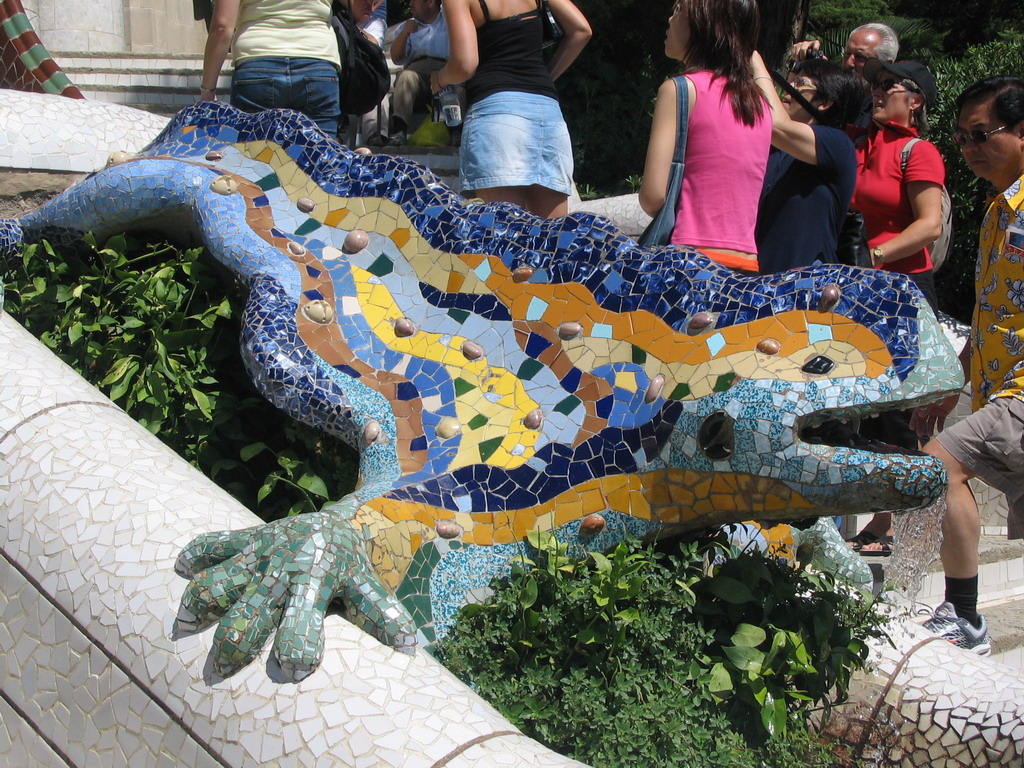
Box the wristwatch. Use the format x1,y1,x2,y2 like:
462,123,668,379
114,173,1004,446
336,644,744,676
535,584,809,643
871,246,884,265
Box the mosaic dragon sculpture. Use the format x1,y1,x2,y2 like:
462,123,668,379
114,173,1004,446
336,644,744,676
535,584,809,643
0,103,962,680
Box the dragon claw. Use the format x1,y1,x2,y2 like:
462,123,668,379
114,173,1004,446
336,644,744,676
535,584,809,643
177,507,417,678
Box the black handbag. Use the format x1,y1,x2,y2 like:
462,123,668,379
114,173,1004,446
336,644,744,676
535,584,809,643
538,0,564,47
332,1,391,116
835,209,872,269
638,76,688,248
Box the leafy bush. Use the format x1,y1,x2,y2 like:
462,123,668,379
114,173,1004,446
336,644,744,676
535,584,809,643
437,530,883,768
3,234,360,520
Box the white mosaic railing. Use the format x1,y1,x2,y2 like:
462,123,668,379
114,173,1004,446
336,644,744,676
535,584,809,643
0,312,588,767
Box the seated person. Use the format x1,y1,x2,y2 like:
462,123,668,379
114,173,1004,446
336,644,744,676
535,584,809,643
387,0,450,144
360,0,388,44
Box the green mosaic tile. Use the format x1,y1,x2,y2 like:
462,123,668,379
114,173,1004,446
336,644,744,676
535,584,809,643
448,308,470,323
713,372,738,392
256,172,280,191
478,436,503,462
454,377,475,396
517,358,544,380
632,346,647,364
669,382,691,400
468,414,488,430
295,218,321,236
367,254,393,276
554,395,582,415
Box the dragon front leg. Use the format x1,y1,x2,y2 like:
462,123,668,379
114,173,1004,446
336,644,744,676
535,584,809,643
175,496,416,681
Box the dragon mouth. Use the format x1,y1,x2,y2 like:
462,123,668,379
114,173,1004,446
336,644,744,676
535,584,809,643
798,415,926,458
790,397,949,513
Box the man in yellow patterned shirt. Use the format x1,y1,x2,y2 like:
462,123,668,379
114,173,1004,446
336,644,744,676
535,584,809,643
911,76,1024,654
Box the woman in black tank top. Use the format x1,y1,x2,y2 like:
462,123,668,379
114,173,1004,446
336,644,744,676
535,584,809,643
429,0,591,217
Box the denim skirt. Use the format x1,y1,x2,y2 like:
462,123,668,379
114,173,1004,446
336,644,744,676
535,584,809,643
459,91,573,196
231,57,340,137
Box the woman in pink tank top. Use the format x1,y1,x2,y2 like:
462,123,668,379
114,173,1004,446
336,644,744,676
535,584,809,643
638,0,771,272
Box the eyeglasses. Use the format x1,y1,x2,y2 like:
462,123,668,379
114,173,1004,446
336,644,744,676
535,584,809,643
952,125,1009,147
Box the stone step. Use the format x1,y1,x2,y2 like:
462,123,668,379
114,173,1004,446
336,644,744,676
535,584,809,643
51,50,404,119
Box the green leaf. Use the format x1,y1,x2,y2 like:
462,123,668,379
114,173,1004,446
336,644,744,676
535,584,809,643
237,442,270,460
295,472,329,498
707,662,734,698
519,578,539,609
722,644,764,673
106,360,140,402
708,575,755,604
731,622,766,648
190,387,213,419
576,627,601,645
590,551,612,574
760,695,787,738
256,480,276,504
614,607,640,623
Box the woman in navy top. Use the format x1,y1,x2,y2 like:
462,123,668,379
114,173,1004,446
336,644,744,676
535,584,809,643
751,53,867,273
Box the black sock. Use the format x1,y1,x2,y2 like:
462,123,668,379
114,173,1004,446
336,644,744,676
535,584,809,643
944,575,980,627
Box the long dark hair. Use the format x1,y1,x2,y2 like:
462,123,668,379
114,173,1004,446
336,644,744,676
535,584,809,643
681,0,764,126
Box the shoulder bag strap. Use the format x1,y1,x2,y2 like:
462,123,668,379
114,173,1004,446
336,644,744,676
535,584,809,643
671,75,689,166
899,137,921,175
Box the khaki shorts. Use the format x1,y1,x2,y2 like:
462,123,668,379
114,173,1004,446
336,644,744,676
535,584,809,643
937,395,1024,537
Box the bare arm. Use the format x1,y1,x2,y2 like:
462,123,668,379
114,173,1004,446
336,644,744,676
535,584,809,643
872,182,943,266
544,0,591,81
200,0,240,100
431,0,479,91
390,18,419,65
638,77,694,217
750,51,819,165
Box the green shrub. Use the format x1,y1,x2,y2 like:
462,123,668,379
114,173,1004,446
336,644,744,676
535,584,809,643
437,530,884,767
3,234,359,520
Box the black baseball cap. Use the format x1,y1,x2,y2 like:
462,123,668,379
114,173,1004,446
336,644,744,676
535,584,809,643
863,59,938,109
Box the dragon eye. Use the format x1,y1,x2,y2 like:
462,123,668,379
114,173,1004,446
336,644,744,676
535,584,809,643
802,355,835,375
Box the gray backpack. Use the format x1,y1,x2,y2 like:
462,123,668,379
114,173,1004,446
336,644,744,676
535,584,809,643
901,138,953,272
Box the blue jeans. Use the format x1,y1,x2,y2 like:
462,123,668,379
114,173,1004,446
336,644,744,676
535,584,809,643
231,57,340,137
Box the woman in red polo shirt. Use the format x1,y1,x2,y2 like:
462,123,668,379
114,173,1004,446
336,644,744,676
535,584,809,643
850,59,945,308
846,59,946,554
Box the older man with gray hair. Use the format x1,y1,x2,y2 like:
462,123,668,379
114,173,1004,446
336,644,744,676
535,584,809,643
792,23,900,126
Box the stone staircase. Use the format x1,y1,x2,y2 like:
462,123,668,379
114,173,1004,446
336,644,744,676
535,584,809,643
52,51,225,116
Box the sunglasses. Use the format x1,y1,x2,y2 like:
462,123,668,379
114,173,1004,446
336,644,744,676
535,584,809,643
952,125,1009,147
876,78,920,94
